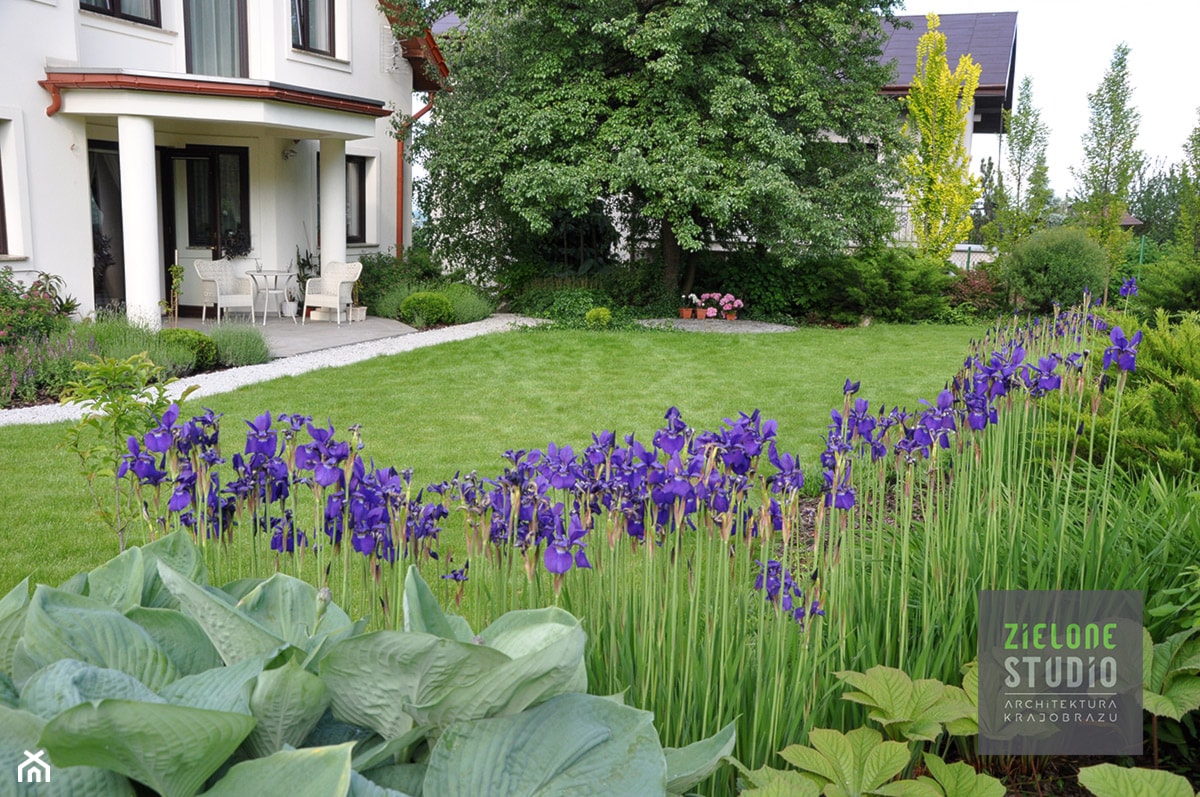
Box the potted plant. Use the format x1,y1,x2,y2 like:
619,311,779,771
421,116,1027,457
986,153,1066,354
281,285,299,318
719,294,744,320
697,293,721,319
679,294,700,318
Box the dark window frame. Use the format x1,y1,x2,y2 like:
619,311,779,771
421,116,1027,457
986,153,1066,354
79,0,161,27
177,146,251,258
346,155,366,244
291,0,335,56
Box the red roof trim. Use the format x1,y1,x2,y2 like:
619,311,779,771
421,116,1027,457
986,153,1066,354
37,71,393,118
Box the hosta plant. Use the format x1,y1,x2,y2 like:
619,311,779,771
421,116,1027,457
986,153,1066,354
0,533,733,796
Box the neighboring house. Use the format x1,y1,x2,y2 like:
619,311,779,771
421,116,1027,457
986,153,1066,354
882,11,1017,260
0,0,446,327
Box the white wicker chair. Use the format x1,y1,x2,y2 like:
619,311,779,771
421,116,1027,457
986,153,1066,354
193,260,256,323
302,261,362,325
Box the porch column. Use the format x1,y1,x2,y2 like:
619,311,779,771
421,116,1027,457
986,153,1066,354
319,138,347,266
117,115,162,331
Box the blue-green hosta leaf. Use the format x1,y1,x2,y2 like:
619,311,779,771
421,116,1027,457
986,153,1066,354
158,654,265,714
19,659,165,718
198,743,356,797
0,673,16,708
1076,763,1198,797
140,531,208,609
158,561,288,665
664,720,736,794
222,578,266,602
0,577,30,676
357,763,426,795
407,608,586,726
0,704,134,795
125,606,223,676
322,631,508,739
244,658,330,757
402,565,473,642
351,725,432,771
235,573,353,651
39,699,255,797
301,709,375,748
779,727,911,795
422,692,667,796
57,571,88,595
17,585,178,692
84,546,145,612
349,767,419,797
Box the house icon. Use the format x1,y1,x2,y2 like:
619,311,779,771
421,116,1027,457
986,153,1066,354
17,750,50,783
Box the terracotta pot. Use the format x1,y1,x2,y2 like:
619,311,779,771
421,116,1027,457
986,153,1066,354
723,311,738,320
679,307,694,319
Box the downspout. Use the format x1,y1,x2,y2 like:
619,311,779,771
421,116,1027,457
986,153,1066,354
396,98,434,251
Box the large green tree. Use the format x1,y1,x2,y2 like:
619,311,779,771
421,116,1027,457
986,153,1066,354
1175,109,1200,259
399,0,905,293
1071,43,1144,303
900,12,981,262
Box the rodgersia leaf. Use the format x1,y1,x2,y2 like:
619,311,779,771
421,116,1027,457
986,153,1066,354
1076,763,1198,797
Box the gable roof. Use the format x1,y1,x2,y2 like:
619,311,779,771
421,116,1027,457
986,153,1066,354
880,12,1018,134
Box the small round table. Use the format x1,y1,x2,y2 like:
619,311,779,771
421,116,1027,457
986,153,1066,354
245,269,297,325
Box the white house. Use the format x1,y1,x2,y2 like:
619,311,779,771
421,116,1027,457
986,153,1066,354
0,0,446,328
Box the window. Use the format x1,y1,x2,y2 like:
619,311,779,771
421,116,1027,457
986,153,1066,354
346,155,366,244
292,0,334,56
80,0,160,26
184,0,247,78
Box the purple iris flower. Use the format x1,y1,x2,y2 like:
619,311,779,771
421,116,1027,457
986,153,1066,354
1102,327,1142,372
145,403,180,453
244,411,278,457
544,509,591,574
442,562,470,582
766,443,804,493
1119,277,1138,298
1020,356,1061,397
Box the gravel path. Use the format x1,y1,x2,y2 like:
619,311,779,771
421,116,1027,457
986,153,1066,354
1,313,794,428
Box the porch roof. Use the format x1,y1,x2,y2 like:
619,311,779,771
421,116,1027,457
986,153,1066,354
39,68,391,139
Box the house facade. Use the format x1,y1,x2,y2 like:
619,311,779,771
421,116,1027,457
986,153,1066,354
1,0,444,328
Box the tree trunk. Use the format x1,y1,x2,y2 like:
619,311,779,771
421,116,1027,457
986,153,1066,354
662,218,682,294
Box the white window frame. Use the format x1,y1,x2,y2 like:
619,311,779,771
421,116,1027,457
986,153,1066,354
0,109,32,260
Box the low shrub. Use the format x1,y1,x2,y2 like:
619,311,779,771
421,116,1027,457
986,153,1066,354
439,282,495,324
545,288,610,325
1130,246,1200,317
400,291,455,327
584,306,612,328
373,284,414,321
207,323,271,367
0,266,71,345
357,248,442,315
841,247,951,322
157,327,217,372
1007,226,1107,313
946,262,1007,316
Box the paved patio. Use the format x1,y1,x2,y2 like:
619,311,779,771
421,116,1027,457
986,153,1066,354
175,313,418,358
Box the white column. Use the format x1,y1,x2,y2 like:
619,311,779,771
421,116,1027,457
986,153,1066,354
319,138,346,266
117,115,162,331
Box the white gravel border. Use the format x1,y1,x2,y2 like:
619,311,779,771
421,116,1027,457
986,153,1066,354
1,314,540,428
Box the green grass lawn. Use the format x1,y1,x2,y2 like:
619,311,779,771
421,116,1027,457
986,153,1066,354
0,323,981,589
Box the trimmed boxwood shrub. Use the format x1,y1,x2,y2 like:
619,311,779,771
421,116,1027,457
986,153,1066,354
157,327,217,372
400,291,455,327
1007,227,1107,313
585,306,612,328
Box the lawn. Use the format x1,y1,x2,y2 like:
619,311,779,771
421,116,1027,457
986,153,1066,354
0,323,980,590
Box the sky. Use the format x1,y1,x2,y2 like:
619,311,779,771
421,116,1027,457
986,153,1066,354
898,0,1200,197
